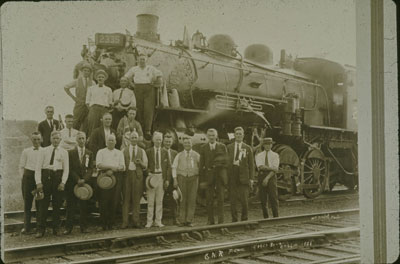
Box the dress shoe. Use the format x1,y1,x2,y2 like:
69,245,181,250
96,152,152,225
155,223,165,228
186,222,194,227
145,223,152,228
35,231,45,238
21,228,31,235
63,228,73,235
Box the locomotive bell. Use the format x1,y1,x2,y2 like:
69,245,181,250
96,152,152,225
208,34,237,56
135,14,160,42
244,44,273,65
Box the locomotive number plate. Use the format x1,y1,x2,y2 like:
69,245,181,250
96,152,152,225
95,33,125,47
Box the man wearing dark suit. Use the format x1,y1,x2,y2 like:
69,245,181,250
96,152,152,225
145,132,170,228
38,106,61,147
199,128,228,225
64,132,94,234
162,134,178,225
227,127,254,222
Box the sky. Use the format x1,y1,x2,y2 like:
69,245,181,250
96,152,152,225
1,0,356,121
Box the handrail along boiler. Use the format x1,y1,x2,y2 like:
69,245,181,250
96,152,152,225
79,14,358,199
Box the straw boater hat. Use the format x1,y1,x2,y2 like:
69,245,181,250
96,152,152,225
145,174,161,190
94,69,109,81
74,183,93,200
172,186,183,203
97,170,116,189
261,137,275,145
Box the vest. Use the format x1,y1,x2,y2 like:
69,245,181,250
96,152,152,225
176,151,199,177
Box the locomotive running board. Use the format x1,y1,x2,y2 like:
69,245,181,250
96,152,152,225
156,106,209,114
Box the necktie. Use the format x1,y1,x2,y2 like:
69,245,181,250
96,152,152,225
69,128,72,137
131,146,136,161
186,151,191,169
168,150,171,165
234,143,240,161
156,148,160,170
50,120,53,131
50,147,56,165
80,148,84,164
264,151,269,166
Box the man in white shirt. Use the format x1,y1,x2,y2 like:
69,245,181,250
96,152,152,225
111,77,137,130
19,132,42,234
60,114,79,150
122,131,148,228
172,136,201,227
255,137,280,218
64,62,94,133
86,69,113,136
124,54,163,140
96,134,125,230
35,131,69,238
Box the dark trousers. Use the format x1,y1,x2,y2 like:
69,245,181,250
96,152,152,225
134,84,155,133
259,174,279,218
87,177,98,213
65,184,88,230
21,169,39,231
122,170,143,226
37,170,63,232
111,109,127,131
73,103,89,134
87,105,108,137
163,182,178,223
177,175,198,224
98,173,122,227
206,168,225,224
229,167,249,222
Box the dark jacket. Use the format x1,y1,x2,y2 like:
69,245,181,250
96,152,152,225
227,142,254,185
199,142,228,184
164,148,178,183
38,119,61,147
88,126,119,157
123,145,146,177
146,147,170,182
66,147,94,188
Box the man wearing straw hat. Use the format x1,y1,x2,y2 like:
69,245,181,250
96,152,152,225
124,53,163,140
96,134,125,230
255,137,280,218
145,131,170,228
121,131,148,229
35,131,69,238
172,135,200,227
64,132,94,234
19,132,42,234
64,61,94,133
227,127,254,222
86,69,113,137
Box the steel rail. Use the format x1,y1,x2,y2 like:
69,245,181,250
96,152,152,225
4,209,359,263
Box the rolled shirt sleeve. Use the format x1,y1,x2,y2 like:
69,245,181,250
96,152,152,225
254,152,264,169
35,150,45,184
96,150,104,168
19,149,28,177
118,151,126,171
64,80,77,89
141,149,148,169
270,153,280,171
61,149,69,184
124,67,135,81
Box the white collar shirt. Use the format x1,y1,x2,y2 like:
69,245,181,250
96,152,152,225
85,84,113,107
35,146,69,185
255,150,280,171
60,127,79,150
96,148,125,170
19,146,42,175
77,146,85,161
234,142,243,160
124,65,163,84
209,142,216,151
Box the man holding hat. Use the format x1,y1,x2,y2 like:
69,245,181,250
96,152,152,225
255,137,280,218
64,132,94,234
64,61,94,133
96,134,125,230
111,77,137,130
124,54,163,140
86,69,113,137
172,135,200,227
145,132,170,228
35,131,69,238
199,128,228,225
122,131,148,229
227,127,254,222
18,132,42,234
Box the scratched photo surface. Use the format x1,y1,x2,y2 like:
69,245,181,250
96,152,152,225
1,1,359,263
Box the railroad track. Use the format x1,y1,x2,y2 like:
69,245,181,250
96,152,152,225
4,208,359,263
4,191,358,233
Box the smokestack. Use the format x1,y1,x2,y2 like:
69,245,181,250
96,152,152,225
135,14,160,42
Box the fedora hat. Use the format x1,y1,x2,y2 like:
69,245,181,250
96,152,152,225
94,69,108,80
80,62,92,72
97,170,116,189
145,174,161,190
261,137,275,145
172,186,183,203
74,183,93,200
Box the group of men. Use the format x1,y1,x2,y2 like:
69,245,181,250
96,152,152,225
18,52,280,238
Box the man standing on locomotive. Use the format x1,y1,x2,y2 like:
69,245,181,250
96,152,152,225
123,53,163,140
111,76,136,130
86,69,113,137
255,137,280,218
64,62,94,133
199,128,228,225
227,127,254,222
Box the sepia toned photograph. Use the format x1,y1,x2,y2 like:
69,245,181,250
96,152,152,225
0,0,397,263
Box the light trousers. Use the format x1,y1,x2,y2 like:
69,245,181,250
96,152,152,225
146,173,164,225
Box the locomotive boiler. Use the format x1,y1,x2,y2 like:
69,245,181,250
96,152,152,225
79,14,358,199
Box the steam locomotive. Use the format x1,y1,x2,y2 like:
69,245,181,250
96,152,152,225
78,14,358,199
